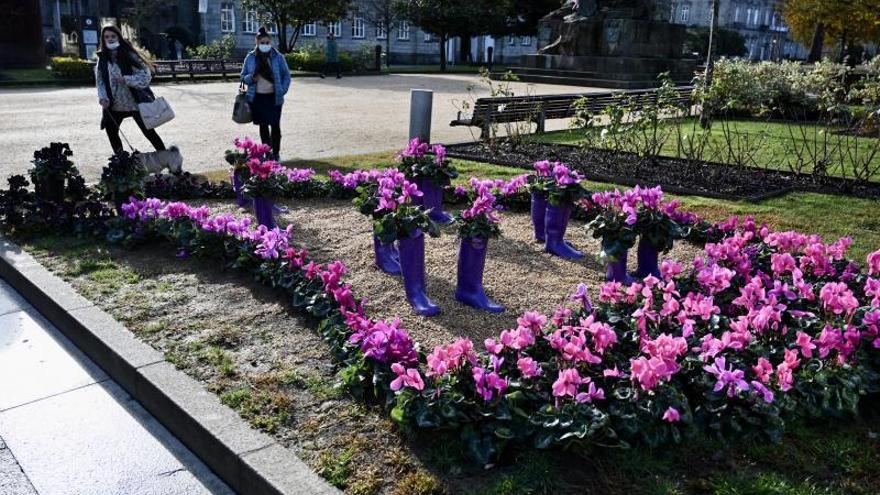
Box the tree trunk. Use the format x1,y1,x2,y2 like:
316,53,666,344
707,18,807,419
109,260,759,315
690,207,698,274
838,29,848,64
386,35,391,68
276,19,289,53
440,34,447,71
808,23,825,63
699,0,719,130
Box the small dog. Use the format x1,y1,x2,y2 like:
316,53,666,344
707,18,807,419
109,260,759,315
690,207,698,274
134,145,183,175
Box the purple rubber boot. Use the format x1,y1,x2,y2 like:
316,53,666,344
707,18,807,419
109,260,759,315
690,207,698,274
397,230,440,316
531,191,547,243
253,197,277,229
374,236,402,276
606,249,635,284
231,170,252,208
455,237,504,313
416,177,453,224
544,204,584,260
635,237,661,279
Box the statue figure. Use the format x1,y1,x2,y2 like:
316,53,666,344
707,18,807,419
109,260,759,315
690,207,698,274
539,0,657,55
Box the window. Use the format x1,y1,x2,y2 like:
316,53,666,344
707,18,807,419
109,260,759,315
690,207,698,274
508,36,516,46
669,3,676,23
734,6,740,23
266,20,277,34
424,32,432,42
243,10,258,34
351,10,365,38
220,2,235,33
521,36,531,46
679,5,689,23
753,9,760,26
376,21,387,39
329,21,342,37
398,21,410,41
302,22,316,37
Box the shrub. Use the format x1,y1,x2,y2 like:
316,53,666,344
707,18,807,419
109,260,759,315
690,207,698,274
694,58,848,118
49,56,94,81
185,35,235,60
284,42,355,73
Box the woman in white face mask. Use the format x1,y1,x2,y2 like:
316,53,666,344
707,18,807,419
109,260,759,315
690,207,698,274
94,25,166,154
240,27,291,161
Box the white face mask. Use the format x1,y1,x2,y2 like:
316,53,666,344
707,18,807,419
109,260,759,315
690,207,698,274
258,44,272,53
106,41,120,50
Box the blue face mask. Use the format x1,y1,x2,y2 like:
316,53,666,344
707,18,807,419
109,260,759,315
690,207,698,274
258,44,272,53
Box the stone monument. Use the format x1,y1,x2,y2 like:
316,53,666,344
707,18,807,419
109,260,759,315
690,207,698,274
515,0,696,89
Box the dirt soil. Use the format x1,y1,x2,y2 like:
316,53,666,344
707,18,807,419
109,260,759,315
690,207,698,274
210,197,704,350
445,141,880,201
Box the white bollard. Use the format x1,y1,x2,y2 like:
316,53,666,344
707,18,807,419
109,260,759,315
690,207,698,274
408,89,433,143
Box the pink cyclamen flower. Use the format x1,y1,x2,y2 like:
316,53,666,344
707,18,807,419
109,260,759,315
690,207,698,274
551,368,582,398
819,282,859,316
390,363,425,391
703,357,750,397
662,407,681,423
517,357,542,378
867,250,880,276
575,382,605,403
569,283,593,313
795,331,817,358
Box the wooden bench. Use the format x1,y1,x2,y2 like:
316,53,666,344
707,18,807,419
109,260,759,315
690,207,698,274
152,59,244,82
451,86,694,138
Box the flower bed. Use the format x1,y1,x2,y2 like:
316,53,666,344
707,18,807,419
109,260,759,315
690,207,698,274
443,141,880,201
4,141,880,490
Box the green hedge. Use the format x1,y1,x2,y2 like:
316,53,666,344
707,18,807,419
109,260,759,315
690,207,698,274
284,50,353,73
49,57,94,81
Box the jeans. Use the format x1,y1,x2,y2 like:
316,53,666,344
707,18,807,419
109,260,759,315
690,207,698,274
104,110,166,154
259,124,281,160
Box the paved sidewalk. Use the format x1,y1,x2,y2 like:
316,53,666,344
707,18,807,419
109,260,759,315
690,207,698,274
0,278,234,495
0,74,598,181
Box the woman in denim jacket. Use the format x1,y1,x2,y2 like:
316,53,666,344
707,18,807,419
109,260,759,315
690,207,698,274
240,27,291,161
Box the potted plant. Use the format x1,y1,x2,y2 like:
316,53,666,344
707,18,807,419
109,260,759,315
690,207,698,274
453,179,504,313
526,160,554,243
100,151,147,212
367,172,441,316
30,142,77,203
397,138,459,224
354,169,405,276
543,163,587,259
242,159,288,229
226,137,272,207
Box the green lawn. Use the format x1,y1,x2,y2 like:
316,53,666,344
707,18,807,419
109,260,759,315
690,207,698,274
198,152,880,262
534,118,880,181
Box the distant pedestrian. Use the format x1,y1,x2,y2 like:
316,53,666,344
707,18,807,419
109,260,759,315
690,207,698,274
320,32,341,79
95,25,166,155
240,27,291,161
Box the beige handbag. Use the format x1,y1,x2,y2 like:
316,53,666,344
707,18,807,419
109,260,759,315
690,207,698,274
138,96,175,130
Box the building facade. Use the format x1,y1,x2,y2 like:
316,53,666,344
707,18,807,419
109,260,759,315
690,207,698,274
201,1,535,65
666,0,808,60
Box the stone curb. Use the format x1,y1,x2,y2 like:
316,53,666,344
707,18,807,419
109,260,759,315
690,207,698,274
0,234,341,495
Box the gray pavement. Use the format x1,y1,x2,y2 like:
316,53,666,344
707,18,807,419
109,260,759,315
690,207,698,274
0,278,234,495
0,74,598,181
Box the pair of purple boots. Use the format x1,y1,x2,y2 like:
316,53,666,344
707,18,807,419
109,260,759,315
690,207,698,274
605,240,661,284
373,232,440,317
531,192,584,260
373,233,503,316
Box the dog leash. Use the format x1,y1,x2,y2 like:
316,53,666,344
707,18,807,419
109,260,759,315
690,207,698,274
103,108,137,153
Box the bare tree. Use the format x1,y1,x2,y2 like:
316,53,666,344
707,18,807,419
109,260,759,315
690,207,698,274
361,0,401,67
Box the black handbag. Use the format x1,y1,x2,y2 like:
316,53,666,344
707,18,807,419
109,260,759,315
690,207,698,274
232,83,253,124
